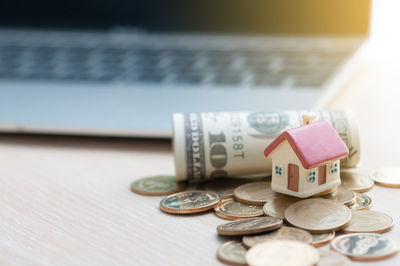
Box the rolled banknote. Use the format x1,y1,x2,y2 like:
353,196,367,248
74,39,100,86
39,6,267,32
173,110,360,182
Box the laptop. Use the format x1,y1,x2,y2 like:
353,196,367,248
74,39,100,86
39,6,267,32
0,0,371,138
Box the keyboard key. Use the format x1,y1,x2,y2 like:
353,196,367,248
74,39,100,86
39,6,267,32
167,62,197,73
293,77,327,88
0,58,19,69
0,45,24,57
213,74,243,85
98,50,126,63
57,71,92,81
30,47,57,60
0,68,19,78
165,50,198,59
207,56,234,66
0,39,351,87
137,73,164,83
173,74,204,84
21,70,57,80
277,67,331,77
252,75,285,87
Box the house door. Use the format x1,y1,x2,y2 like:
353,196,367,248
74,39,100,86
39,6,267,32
318,165,327,185
288,164,299,192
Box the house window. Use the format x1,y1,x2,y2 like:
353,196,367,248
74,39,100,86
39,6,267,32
274,165,282,176
308,171,316,183
330,163,338,174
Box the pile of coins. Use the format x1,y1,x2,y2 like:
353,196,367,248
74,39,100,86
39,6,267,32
131,168,400,265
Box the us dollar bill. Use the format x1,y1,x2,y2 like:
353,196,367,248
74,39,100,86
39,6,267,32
173,110,360,182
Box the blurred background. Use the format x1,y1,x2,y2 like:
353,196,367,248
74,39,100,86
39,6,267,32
0,0,397,138
1,2,400,264
369,0,400,58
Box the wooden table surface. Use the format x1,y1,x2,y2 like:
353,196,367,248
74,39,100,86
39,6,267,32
1,42,400,265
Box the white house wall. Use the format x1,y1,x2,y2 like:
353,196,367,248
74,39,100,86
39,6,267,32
269,141,342,197
270,140,305,193
303,159,341,193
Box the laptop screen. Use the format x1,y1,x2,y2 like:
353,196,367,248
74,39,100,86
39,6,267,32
0,0,370,35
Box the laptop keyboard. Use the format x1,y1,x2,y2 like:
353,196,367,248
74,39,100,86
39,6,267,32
0,38,353,88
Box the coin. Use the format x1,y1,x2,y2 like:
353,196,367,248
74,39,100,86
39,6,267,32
202,179,250,199
214,198,264,220
370,167,400,187
130,175,186,196
262,196,301,219
202,177,269,199
315,186,338,196
318,250,351,266
284,198,351,233
342,210,394,233
242,226,312,248
159,191,220,214
245,240,319,266
319,186,356,206
233,181,276,205
349,193,372,211
217,241,247,266
331,233,399,261
217,216,282,236
340,172,374,192
311,231,335,247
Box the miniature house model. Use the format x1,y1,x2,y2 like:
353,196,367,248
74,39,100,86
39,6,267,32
264,120,349,198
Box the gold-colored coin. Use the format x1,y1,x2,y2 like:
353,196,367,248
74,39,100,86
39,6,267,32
202,179,251,199
214,198,264,220
202,177,269,199
217,241,247,266
262,196,301,219
340,172,374,192
331,233,399,261
349,193,372,211
284,198,351,233
319,186,356,206
245,240,319,266
159,190,220,214
315,186,338,196
311,231,335,247
233,181,276,206
342,210,394,234
242,226,312,248
318,249,351,266
217,216,282,236
130,175,186,196
370,167,400,187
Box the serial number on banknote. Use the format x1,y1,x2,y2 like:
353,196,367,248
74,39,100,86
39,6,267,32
230,113,245,160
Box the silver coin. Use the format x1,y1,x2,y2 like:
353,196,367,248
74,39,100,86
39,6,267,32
331,233,399,261
214,198,264,220
349,193,372,211
284,198,351,233
318,249,351,266
217,240,247,265
234,181,276,205
319,186,356,206
311,231,335,247
370,167,400,187
130,175,185,195
246,240,319,266
217,216,282,236
340,172,374,192
203,177,270,198
243,226,312,248
342,210,394,234
160,190,220,214
203,179,252,199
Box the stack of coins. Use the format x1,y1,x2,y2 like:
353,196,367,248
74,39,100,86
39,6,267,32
131,169,399,265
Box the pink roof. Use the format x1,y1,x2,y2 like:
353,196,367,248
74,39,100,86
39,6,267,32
264,121,349,169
